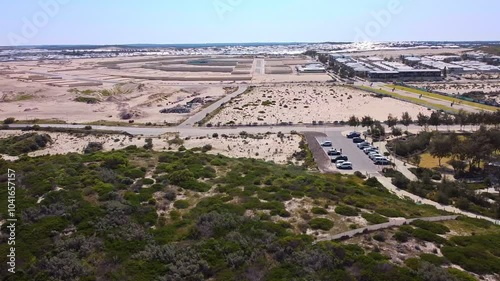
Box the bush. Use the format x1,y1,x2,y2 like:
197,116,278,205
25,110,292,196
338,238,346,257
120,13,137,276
412,228,447,244
311,207,328,215
373,233,385,242
309,218,334,230
410,220,450,234
375,208,405,217
3,117,16,124
201,144,213,153
362,213,389,224
84,125,92,130
354,171,366,179
393,231,410,243
391,173,410,189
335,205,358,216
173,200,189,209
364,177,381,187
447,268,478,281
409,167,442,181
84,142,103,154
419,253,447,266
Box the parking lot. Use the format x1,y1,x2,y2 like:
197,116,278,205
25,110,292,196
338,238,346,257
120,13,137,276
314,131,385,176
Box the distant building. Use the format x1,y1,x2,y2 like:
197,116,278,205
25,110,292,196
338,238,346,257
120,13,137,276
296,63,326,73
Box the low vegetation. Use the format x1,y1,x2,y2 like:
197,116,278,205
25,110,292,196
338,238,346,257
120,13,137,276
0,133,52,156
0,147,498,280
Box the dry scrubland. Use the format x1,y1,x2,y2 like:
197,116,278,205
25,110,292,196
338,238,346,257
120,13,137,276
0,55,324,124
209,84,430,125
0,130,302,165
0,74,227,124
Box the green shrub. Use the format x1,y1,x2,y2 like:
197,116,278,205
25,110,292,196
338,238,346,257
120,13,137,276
393,231,410,242
404,258,421,271
311,207,328,215
142,178,155,185
309,218,334,230
375,208,405,218
411,228,447,244
410,219,450,234
447,268,478,281
362,213,389,224
391,173,410,189
3,117,16,124
373,233,385,242
173,200,189,209
420,253,447,266
335,205,358,216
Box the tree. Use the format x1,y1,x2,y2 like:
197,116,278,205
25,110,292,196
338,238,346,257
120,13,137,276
416,113,429,130
347,115,360,127
400,112,412,131
386,114,398,128
361,116,374,127
428,111,441,131
429,133,453,166
443,66,448,78
143,138,153,149
455,109,469,131
3,117,15,124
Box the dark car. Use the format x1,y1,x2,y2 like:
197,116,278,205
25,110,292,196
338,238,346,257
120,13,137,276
352,137,365,143
374,159,391,165
331,155,348,163
328,150,341,156
347,132,361,138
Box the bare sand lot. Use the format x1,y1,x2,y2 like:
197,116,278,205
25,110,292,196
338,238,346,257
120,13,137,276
0,73,231,124
208,84,430,125
0,55,327,124
0,130,302,165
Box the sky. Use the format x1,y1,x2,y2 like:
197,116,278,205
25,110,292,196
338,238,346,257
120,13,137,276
1,0,499,46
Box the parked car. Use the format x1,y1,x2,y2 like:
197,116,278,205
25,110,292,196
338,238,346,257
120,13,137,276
357,142,370,148
337,162,353,169
335,160,345,166
352,137,365,143
369,154,383,160
347,131,361,138
321,141,332,147
331,155,348,163
374,158,391,165
363,147,378,154
328,149,341,156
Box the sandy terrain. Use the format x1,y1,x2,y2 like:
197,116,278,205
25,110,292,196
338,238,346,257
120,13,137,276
0,74,230,124
0,130,302,165
0,55,327,124
209,84,430,125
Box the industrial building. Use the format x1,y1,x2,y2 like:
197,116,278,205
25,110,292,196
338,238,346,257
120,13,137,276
296,63,326,73
329,54,443,81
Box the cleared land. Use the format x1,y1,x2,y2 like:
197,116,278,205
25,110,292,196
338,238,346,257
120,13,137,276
208,84,430,125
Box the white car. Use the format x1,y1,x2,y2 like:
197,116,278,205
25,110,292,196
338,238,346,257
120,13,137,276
321,141,332,147
337,162,353,169
336,160,345,166
369,153,383,160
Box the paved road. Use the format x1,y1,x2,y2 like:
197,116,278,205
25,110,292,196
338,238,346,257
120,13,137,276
178,86,248,128
314,215,459,243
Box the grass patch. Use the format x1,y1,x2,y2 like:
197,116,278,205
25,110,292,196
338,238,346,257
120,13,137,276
419,153,452,169
390,85,498,112
362,212,389,224
356,86,458,113
309,218,334,230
